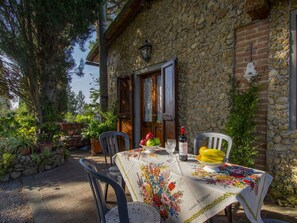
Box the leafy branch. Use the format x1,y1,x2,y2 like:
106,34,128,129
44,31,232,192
225,86,259,167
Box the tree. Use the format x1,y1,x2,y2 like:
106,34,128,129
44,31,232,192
66,85,77,115
0,58,10,112
0,96,10,115
83,75,100,115
0,0,100,130
76,91,85,114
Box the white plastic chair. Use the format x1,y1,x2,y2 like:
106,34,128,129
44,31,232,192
194,132,233,161
194,132,233,223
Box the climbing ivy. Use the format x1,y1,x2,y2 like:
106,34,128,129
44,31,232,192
224,86,259,167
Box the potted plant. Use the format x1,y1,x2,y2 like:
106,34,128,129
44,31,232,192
37,122,60,152
0,135,36,155
17,135,36,155
82,111,116,156
82,119,105,155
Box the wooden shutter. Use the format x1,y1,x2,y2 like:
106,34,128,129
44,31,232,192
161,59,177,141
117,76,134,149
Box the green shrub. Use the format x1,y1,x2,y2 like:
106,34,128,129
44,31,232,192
0,104,36,141
0,104,37,156
15,104,36,141
64,112,76,123
31,149,52,167
224,86,259,167
0,152,16,178
0,112,19,138
0,135,36,154
75,113,92,124
82,110,117,139
37,121,61,143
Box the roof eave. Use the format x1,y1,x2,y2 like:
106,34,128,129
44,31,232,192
105,0,147,47
86,41,99,63
86,0,149,63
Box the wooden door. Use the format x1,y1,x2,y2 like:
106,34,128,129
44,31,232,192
141,72,163,144
140,58,177,145
117,76,133,149
162,59,177,140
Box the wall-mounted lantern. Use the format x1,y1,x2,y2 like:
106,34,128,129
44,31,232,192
139,40,152,62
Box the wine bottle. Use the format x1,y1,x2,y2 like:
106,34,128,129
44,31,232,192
179,126,188,161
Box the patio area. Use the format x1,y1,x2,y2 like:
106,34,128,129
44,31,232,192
22,150,297,223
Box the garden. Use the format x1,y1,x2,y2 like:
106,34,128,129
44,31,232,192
0,100,117,182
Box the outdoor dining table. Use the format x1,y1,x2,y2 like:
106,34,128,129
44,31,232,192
114,148,273,223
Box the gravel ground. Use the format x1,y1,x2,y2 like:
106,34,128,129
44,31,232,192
0,179,33,223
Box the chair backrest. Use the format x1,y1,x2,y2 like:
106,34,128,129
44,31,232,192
99,131,130,167
79,158,129,223
193,132,232,160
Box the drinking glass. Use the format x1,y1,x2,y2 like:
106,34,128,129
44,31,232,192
165,139,176,162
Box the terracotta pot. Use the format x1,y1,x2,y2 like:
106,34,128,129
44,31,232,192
90,138,102,156
38,143,53,153
20,147,31,156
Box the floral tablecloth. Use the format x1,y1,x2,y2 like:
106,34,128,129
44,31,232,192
114,149,273,223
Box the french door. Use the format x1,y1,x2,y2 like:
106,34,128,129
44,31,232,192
141,72,163,144
117,59,177,148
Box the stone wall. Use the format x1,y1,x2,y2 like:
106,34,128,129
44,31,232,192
108,0,251,144
1,148,66,181
266,1,297,207
106,0,297,207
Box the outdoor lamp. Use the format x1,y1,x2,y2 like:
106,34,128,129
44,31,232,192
139,40,152,62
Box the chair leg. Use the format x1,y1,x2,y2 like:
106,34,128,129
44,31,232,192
117,175,126,192
207,217,214,223
121,178,126,193
225,205,232,223
104,183,109,202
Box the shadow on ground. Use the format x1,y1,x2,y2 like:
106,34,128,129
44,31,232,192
22,150,297,223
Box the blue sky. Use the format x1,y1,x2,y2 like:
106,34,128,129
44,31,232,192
71,36,99,104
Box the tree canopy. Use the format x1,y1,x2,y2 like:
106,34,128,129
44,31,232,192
0,0,100,126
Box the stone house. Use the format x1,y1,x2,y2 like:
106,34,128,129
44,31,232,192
87,0,297,207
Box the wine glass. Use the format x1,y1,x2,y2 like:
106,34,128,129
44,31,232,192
165,139,176,162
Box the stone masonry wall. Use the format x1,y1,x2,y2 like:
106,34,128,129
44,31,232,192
0,148,66,182
267,1,297,207
107,0,297,206
107,0,251,146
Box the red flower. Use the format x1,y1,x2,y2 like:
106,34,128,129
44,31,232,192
168,182,175,191
160,209,168,219
243,180,250,185
153,194,162,207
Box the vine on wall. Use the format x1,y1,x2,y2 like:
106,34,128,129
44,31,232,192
224,86,259,167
